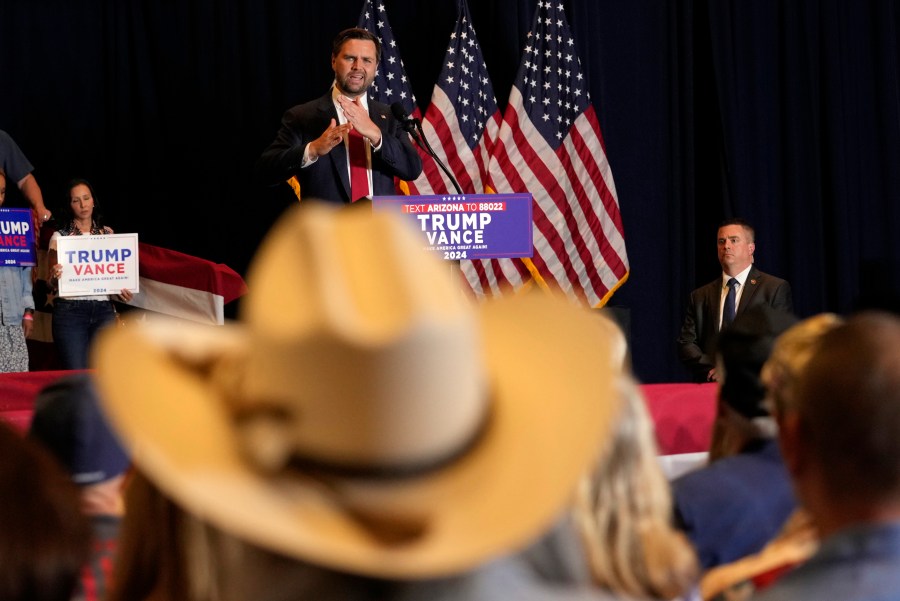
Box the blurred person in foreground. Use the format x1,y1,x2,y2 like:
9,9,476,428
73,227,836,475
574,373,701,601
753,311,900,600
700,313,843,600
533,313,700,599
28,372,131,601
672,306,798,570
0,419,91,601
94,201,630,601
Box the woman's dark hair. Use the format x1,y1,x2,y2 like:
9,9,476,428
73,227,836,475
0,421,91,601
58,178,105,228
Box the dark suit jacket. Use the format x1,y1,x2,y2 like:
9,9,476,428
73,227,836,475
254,91,422,204
677,266,793,382
671,438,797,570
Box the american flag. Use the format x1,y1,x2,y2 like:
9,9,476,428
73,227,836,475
357,0,418,118
403,0,525,297
406,0,500,197
485,0,629,307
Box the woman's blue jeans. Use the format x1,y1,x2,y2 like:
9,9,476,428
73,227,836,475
51,299,117,370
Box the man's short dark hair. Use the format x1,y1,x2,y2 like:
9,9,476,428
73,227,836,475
718,218,755,242
332,27,381,63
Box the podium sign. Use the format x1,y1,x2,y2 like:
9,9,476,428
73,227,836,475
372,193,533,261
0,209,37,267
56,233,140,297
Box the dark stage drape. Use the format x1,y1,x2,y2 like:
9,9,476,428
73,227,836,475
2,0,898,382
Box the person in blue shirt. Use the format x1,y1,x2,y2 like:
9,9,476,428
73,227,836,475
0,168,35,372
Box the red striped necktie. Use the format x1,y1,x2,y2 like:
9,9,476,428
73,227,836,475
348,99,369,202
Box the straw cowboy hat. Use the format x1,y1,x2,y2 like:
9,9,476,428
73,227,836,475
91,202,621,579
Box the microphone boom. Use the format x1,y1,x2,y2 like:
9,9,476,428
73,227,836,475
390,102,463,195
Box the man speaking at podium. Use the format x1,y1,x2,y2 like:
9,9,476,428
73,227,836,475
255,27,422,205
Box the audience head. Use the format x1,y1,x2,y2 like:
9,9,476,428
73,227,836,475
709,305,797,460
574,374,699,599
0,420,91,601
92,203,622,590
786,311,900,524
716,305,798,420
0,168,6,204
29,373,130,488
761,312,844,417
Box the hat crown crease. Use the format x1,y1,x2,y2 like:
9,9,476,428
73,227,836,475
235,207,488,472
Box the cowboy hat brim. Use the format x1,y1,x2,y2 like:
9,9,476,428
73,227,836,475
92,291,618,579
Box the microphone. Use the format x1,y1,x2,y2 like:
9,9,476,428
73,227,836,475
390,102,463,194
390,102,419,137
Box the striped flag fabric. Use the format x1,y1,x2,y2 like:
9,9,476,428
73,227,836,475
486,0,629,307
129,243,247,325
400,0,527,298
406,0,500,198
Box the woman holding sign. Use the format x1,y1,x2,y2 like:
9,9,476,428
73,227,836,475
0,169,35,372
48,179,133,370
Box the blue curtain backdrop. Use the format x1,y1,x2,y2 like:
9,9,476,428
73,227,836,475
1,0,898,382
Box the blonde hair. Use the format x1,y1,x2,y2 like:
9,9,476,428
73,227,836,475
573,375,699,599
761,313,844,416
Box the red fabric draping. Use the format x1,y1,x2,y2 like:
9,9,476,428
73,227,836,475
642,383,716,455
0,370,89,432
137,242,248,304
0,372,717,455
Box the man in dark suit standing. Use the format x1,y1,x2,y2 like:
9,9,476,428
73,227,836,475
255,28,422,204
678,218,793,383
